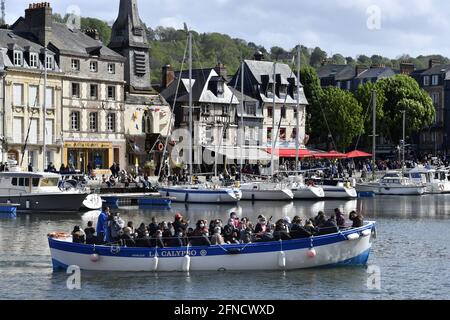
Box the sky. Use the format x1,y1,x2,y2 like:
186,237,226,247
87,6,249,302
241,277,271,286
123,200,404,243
5,0,450,59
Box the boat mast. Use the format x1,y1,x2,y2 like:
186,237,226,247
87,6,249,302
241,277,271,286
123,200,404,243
188,31,193,178
270,62,276,176
372,89,376,180
402,110,406,171
43,47,47,172
295,45,300,174
240,60,244,183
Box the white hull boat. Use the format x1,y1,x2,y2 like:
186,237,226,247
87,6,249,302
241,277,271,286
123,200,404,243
159,185,242,203
371,171,426,196
240,182,294,201
322,184,357,199
48,222,376,272
292,185,325,199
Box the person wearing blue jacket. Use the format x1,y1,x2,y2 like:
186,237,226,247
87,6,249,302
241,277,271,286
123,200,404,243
96,207,110,244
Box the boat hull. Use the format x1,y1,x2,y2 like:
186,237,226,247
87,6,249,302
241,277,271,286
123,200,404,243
0,192,91,212
82,194,103,210
159,187,241,204
375,186,426,195
292,186,325,199
49,222,375,272
322,186,358,199
240,188,294,201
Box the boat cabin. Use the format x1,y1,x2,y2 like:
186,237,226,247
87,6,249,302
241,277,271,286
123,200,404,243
0,172,62,195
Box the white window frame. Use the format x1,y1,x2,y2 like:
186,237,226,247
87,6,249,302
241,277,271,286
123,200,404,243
108,63,115,74
28,85,39,107
45,87,54,108
90,84,98,99
424,76,430,86
71,59,80,71
107,86,116,100
14,51,23,67
72,83,80,98
107,113,116,132
45,55,54,70
89,112,98,132
13,84,24,106
29,53,38,68
432,75,439,86
70,111,80,131
90,61,98,73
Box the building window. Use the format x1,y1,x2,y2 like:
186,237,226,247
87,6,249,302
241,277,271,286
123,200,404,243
424,76,430,86
336,81,341,88
72,83,80,98
71,59,80,71
45,119,54,144
279,128,286,141
90,61,98,72
267,128,272,142
346,81,351,90
431,92,440,106
14,51,23,66
13,117,23,143
70,111,80,131
29,53,38,68
107,113,116,132
13,84,23,106
45,87,54,108
217,81,224,97
268,107,273,118
108,63,115,74
432,75,439,86
46,55,54,70
90,84,98,99
89,112,98,132
107,86,116,100
28,85,38,107
222,105,229,115
281,107,286,119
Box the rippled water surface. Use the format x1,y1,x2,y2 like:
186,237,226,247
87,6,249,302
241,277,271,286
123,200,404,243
1,195,450,300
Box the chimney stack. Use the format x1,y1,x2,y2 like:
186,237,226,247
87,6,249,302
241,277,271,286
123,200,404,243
399,61,415,75
254,50,264,61
214,62,227,79
161,65,175,89
24,2,53,46
355,65,369,76
429,58,441,69
85,28,100,41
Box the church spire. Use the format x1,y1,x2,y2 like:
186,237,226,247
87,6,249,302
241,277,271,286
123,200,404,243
109,0,152,92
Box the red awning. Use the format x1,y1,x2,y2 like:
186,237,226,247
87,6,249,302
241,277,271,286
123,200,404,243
346,150,372,158
266,148,313,158
312,150,347,159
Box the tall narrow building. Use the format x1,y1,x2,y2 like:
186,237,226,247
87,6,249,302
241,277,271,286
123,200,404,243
109,0,172,174
109,0,151,92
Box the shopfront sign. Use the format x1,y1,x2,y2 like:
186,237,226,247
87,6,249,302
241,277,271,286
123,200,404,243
64,142,112,149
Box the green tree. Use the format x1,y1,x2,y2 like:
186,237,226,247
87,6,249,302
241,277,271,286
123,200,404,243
319,87,364,150
376,75,435,143
310,47,327,68
300,66,324,136
80,17,112,44
331,54,346,65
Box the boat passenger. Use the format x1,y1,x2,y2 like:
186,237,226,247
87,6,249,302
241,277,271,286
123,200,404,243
240,228,253,244
170,232,186,247
96,207,110,244
223,219,240,244
72,226,85,244
127,221,135,234
314,211,327,228
349,211,364,228
254,215,268,234
230,212,240,228
283,216,292,233
318,215,339,235
120,227,136,247
150,230,165,248
109,212,125,242
273,220,291,241
84,221,96,245
211,227,225,245
334,208,346,227
148,217,159,237
290,217,312,239
173,213,188,235
190,220,211,246
304,220,318,236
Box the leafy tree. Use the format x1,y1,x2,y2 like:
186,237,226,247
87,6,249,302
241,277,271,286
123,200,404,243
376,75,435,143
319,87,364,150
357,54,371,66
331,54,346,65
80,17,112,44
310,47,327,68
300,66,324,137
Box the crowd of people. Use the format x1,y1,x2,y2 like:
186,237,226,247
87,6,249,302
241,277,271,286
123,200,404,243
71,207,364,248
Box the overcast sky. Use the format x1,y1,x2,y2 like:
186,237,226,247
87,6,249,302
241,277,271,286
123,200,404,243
6,0,450,59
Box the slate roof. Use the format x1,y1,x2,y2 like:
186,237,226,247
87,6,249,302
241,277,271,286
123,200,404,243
421,64,450,76
244,59,297,85
317,64,353,80
161,68,214,103
356,67,396,80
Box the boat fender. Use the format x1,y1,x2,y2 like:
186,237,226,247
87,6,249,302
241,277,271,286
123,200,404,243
361,229,371,237
90,253,100,262
307,248,317,258
182,255,191,272
347,233,360,241
278,251,286,269
151,256,159,272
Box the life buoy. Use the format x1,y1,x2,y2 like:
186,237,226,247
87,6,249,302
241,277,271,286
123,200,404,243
439,184,445,192
157,143,164,151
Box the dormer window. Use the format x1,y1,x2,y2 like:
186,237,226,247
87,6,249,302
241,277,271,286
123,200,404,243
217,81,224,97
279,85,287,99
45,55,54,70
14,51,23,67
29,53,38,68
90,61,98,73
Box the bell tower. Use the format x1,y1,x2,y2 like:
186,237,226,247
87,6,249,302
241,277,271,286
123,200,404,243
109,0,152,92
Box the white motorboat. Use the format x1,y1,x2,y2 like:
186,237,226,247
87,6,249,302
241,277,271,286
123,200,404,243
159,185,242,203
240,182,294,201
372,172,426,195
407,166,450,194
48,221,376,272
286,176,324,199
0,171,98,212
308,178,357,199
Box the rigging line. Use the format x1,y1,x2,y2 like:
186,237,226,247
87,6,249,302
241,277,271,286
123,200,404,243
318,95,338,152
354,92,374,151
21,67,45,167
158,36,189,179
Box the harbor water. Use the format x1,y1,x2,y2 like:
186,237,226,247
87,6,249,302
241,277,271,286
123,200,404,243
1,195,450,300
